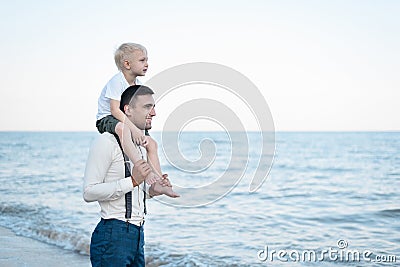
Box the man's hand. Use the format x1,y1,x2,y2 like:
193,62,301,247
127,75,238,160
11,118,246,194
131,160,151,186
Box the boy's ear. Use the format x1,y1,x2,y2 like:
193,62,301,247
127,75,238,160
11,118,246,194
123,60,131,70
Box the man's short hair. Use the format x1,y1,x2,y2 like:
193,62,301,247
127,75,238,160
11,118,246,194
119,85,155,111
114,43,147,71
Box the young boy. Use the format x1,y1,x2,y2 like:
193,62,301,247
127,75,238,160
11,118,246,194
96,43,178,197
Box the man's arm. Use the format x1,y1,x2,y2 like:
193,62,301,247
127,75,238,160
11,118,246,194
83,136,151,202
83,136,134,202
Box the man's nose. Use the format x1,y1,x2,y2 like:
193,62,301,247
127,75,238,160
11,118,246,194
149,107,156,116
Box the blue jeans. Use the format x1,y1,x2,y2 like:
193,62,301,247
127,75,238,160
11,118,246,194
90,219,145,267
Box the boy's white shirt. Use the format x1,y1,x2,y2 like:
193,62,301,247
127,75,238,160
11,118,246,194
96,72,141,121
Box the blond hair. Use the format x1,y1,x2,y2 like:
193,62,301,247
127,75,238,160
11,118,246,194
114,43,147,71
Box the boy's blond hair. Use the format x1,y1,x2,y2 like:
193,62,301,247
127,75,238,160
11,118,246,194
114,43,147,71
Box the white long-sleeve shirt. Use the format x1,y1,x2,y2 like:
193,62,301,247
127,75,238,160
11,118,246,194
83,132,149,226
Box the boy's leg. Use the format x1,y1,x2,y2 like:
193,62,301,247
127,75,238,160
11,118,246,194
98,116,141,164
145,136,179,197
115,122,159,184
100,115,159,185
96,115,118,134
115,122,141,163
145,137,162,176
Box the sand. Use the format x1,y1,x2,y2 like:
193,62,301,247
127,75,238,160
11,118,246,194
0,226,90,267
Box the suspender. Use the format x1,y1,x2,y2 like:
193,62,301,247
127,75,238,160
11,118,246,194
113,134,147,218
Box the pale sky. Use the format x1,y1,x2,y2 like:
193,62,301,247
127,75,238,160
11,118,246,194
0,0,399,131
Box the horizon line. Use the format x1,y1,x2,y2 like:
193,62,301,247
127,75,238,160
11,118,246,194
1,130,399,133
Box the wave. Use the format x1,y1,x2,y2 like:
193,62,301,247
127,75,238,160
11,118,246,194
145,245,245,267
0,202,244,266
0,202,90,255
377,208,400,218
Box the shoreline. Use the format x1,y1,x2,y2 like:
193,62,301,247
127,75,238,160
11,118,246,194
0,226,89,267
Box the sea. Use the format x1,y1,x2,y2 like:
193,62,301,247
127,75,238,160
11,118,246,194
0,131,399,266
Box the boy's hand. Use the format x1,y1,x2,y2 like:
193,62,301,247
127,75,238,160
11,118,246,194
141,136,149,147
130,126,145,145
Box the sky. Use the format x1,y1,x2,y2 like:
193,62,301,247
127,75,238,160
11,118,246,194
0,0,399,131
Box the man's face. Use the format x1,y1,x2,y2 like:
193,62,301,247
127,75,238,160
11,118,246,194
127,50,148,76
128,94,156,130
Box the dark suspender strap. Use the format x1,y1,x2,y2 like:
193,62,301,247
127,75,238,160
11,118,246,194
143,130,150,214
143,183,147,215
112,134,132,219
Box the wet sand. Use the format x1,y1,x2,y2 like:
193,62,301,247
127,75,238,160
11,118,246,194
0,226,89,267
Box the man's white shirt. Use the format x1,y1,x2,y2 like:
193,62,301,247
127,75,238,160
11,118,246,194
83,133,149,226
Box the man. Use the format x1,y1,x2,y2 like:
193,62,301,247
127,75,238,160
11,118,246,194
83,85,177,267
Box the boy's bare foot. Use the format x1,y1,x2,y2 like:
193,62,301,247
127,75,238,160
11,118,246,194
145,172,160,185
153,174,180,198
152,178,180,198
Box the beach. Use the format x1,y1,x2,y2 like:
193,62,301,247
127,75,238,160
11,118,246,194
0,226,89,267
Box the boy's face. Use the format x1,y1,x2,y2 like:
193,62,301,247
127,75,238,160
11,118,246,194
126,50,148,76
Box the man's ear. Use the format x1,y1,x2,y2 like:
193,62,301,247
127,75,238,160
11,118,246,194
124,105,132,116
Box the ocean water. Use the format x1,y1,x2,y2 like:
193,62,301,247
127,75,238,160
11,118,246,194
0,131,399,266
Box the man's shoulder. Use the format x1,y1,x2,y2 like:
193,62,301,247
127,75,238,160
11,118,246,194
87,133,122,165
92,132,118,148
